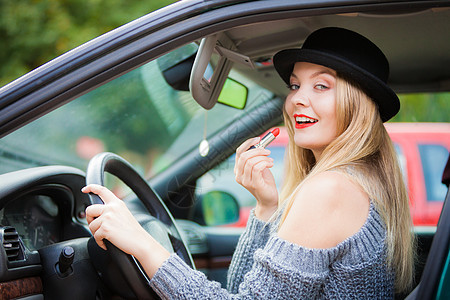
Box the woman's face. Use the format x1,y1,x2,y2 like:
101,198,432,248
284,62,338,159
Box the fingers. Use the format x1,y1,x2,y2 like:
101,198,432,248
82,184,120,250
85,204,103,224
235,137,267,177
241,157,274,188
84,205,108,250
235,146,271,178
236,137,260,155
91,222,107,250
82,185,147,254
235,150,273,188
82,184,118,204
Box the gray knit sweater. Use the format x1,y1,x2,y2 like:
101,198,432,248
150,202,395,299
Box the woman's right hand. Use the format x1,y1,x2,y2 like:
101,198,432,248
234,137,278,221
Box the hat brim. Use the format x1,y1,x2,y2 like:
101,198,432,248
273,49,400,122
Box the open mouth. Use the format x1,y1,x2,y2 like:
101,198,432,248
295,115,318,126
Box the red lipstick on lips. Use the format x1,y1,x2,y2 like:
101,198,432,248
294,114,318,129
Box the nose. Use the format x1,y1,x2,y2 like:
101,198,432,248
289,88,310,107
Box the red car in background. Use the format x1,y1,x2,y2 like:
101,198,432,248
230,123,450,227
386,123,450,226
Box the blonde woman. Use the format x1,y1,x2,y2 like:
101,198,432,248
84,27,415,298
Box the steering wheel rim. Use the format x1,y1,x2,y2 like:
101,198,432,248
86,152,194,299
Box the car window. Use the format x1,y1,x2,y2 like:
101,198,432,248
418,144,449,202
197,144,285,221
0,43,274,189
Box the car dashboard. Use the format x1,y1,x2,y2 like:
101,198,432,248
0,167,96,298
1,193,63,251
0,168,93,245
0,165,214,299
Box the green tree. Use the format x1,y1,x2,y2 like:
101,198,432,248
0,0,175,87
391,92,449,123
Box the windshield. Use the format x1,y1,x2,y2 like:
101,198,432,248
0,43,274,179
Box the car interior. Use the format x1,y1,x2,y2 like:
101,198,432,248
0,1,449,299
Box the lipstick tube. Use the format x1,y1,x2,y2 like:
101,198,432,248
249,128,279,150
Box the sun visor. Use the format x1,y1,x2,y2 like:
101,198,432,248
189,33,253,110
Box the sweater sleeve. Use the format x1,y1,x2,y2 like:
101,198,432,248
150,234,341,299
226,209,272,293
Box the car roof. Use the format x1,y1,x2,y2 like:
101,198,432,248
223,3,450,96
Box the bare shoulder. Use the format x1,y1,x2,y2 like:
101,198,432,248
278,171,370,249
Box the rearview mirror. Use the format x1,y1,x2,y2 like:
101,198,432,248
157,43,198,91
218,78,248,109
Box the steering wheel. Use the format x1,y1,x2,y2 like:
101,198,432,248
86,152,194,299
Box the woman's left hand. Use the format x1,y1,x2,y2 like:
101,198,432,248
82,184,170,277
234,138,278,220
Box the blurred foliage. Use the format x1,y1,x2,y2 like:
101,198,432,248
73,67,171,154
391,92,449,123
0,0,175,87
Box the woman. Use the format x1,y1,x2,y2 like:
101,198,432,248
84,27,415,298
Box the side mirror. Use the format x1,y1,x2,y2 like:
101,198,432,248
193,191,240,226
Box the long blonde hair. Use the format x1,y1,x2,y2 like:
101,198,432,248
279,76,415,293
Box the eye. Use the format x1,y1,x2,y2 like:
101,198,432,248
287,83,300,91
315,84,328,90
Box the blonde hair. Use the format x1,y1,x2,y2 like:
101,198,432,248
279,76,415,293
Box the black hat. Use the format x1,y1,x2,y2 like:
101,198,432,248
273,27,399,122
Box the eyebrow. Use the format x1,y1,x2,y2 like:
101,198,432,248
311,69,336,78
290,68,337,80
